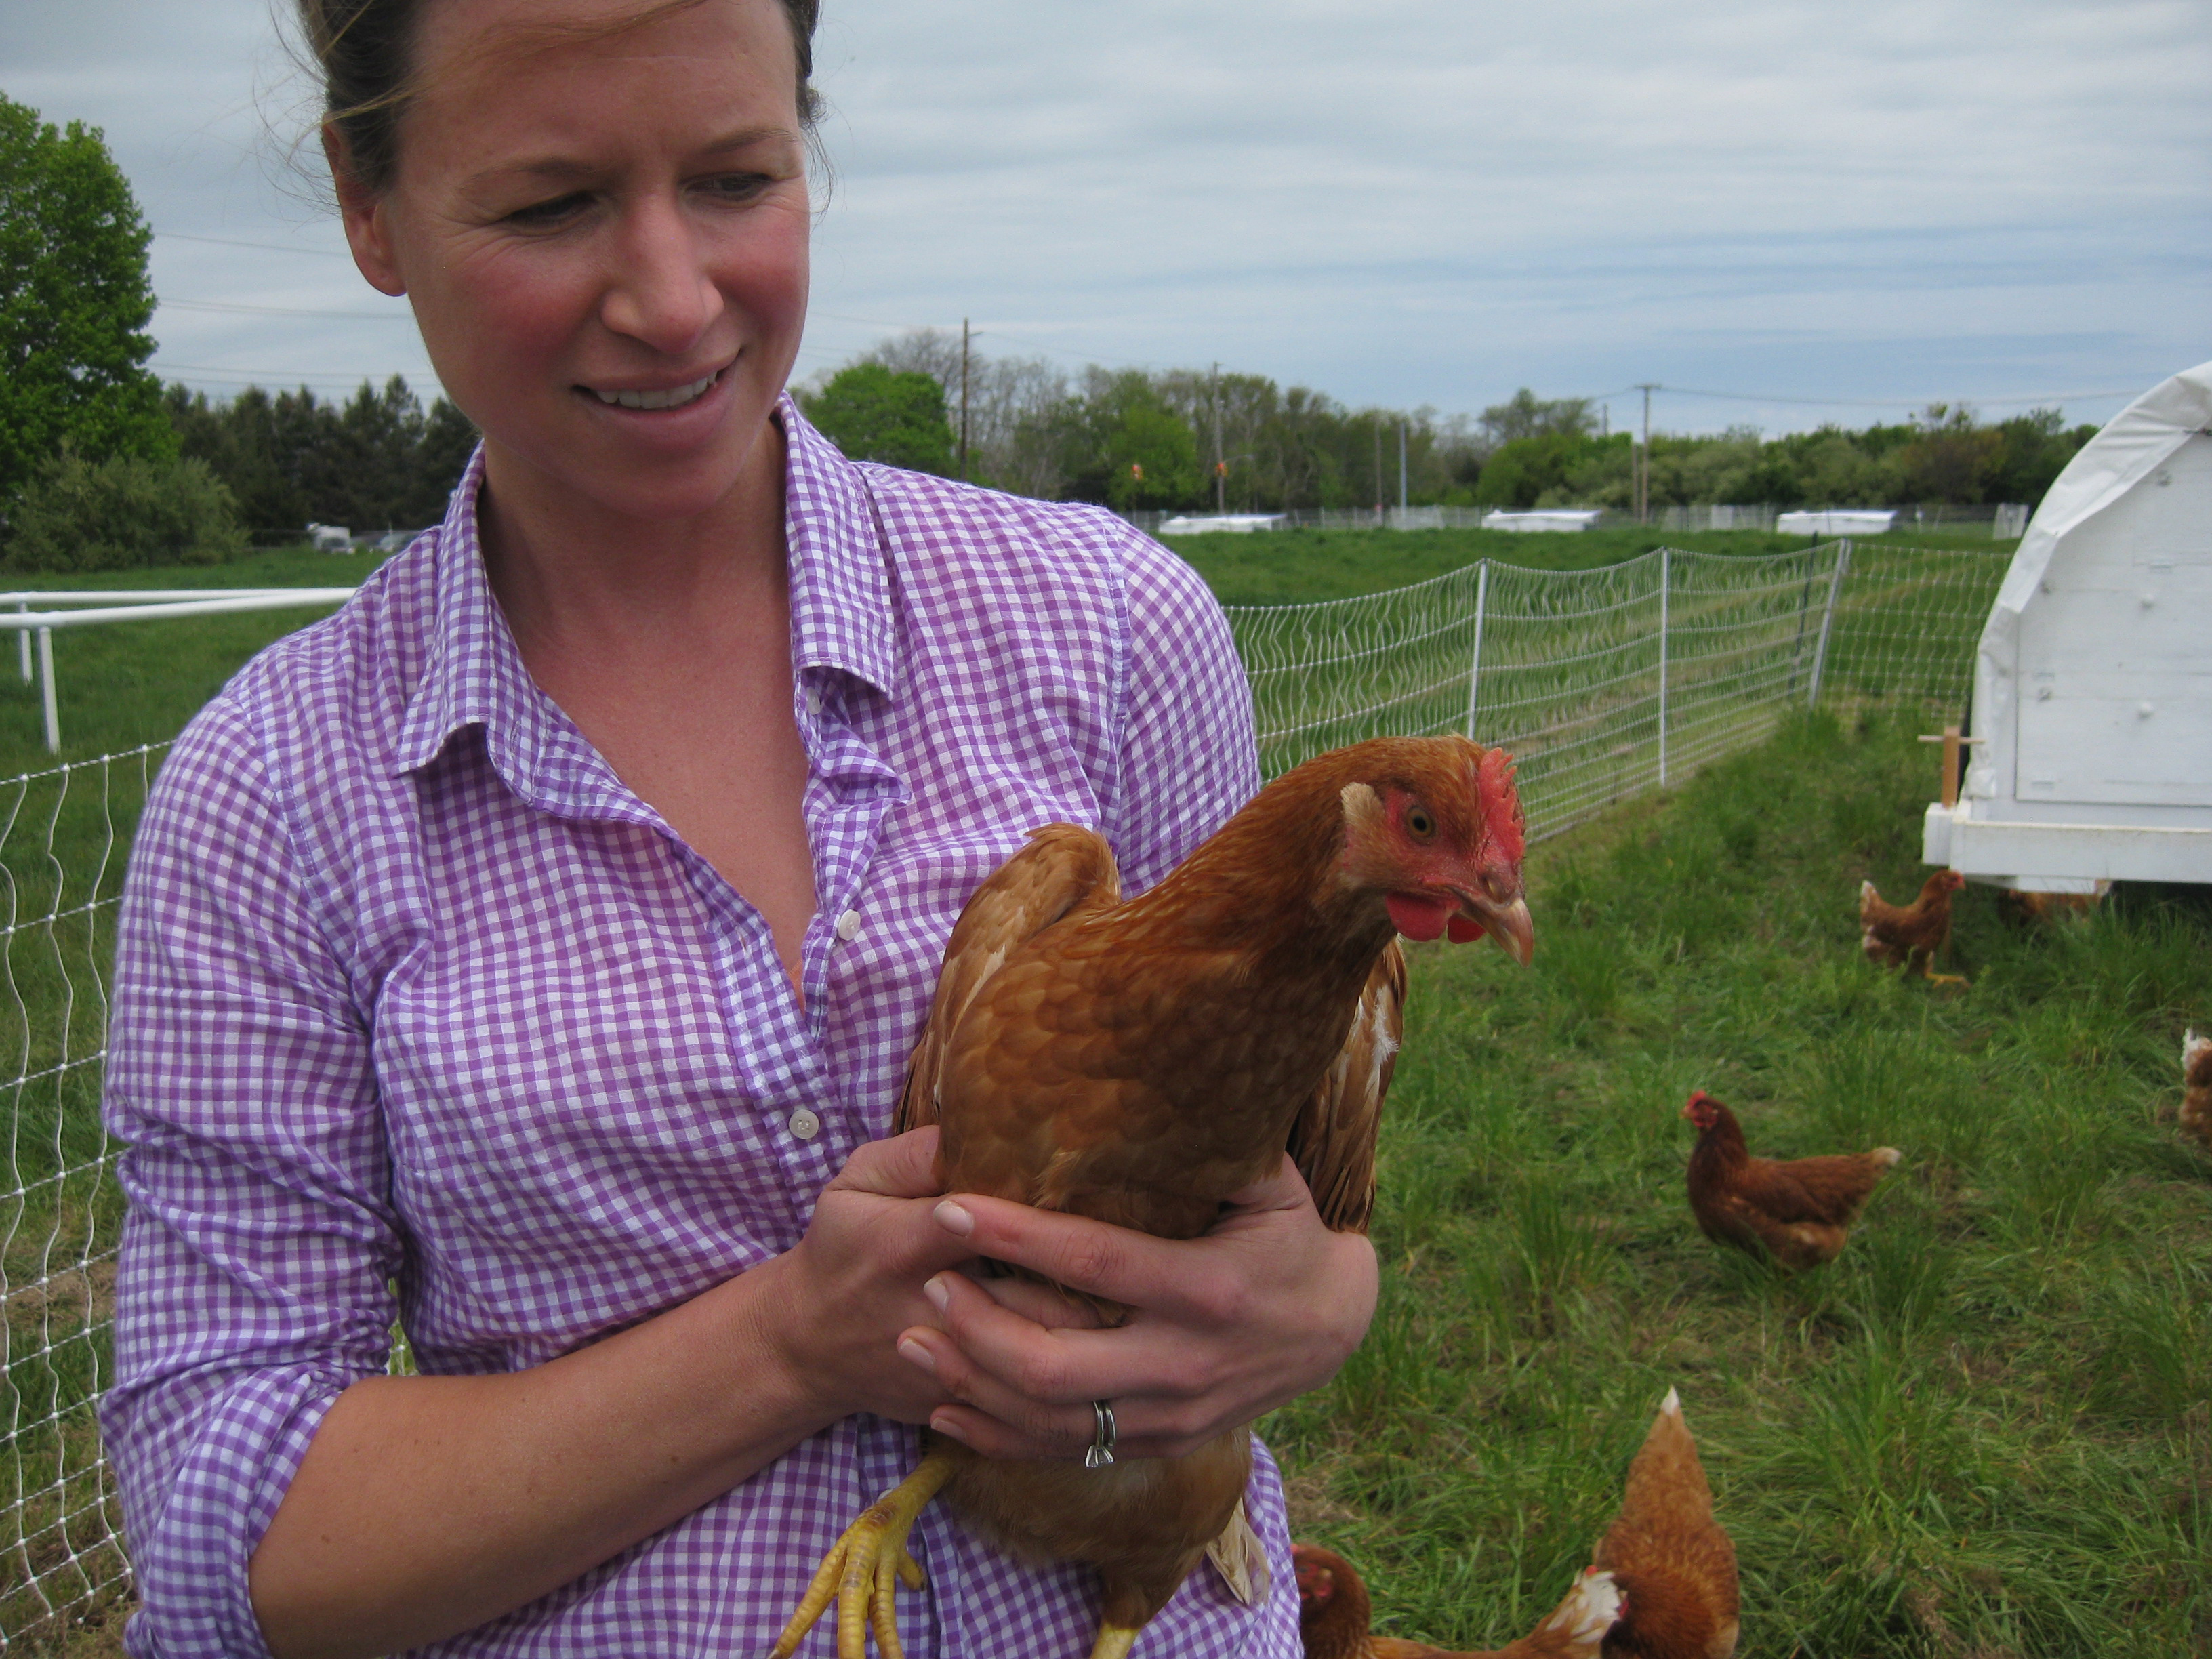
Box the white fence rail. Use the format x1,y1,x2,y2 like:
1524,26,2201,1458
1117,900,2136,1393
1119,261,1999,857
0,591,357,755
0,542,2009,1642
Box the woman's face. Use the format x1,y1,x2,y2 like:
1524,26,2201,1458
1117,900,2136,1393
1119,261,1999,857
335,0,811,527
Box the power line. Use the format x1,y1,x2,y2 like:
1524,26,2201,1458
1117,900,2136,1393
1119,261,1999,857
1644,382,2133,411
157,230,352,258
159,296,413,321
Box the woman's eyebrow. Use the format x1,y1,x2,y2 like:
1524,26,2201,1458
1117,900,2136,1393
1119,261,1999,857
467,125,803,189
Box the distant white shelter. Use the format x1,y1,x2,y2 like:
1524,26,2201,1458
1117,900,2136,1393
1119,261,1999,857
1778,509,1895,536
1481,509,1600,533
1923,360,2212,891
1157,514,1286,535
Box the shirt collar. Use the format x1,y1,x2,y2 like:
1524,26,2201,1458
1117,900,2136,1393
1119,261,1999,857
392,395,901,796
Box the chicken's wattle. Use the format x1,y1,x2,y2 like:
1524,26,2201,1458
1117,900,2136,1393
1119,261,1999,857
1385,893,1451,940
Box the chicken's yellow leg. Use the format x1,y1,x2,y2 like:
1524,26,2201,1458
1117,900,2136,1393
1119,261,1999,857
771,1445,960,1659
1089,1627,1142,1659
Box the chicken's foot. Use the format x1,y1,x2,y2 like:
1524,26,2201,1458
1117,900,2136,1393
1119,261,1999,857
1089,1627,1141,1659
769,1444,960,1659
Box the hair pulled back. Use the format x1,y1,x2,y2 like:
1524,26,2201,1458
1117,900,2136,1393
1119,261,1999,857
300,0,823,194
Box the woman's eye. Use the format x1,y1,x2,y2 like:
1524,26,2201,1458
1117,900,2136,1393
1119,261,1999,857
506,192,592,228
699,172,773,203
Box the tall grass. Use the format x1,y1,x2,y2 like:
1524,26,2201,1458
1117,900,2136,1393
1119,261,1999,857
1266,710,2212,1656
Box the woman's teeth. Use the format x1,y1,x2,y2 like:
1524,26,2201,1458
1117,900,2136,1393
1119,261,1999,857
592,371,719,411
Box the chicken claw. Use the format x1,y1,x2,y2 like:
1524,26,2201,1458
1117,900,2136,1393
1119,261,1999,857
770,1446,960,1659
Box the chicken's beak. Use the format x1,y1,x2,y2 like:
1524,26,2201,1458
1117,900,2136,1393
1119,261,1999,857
1468,895,1535,966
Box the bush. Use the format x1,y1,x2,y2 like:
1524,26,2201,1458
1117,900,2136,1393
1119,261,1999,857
3,449,248,571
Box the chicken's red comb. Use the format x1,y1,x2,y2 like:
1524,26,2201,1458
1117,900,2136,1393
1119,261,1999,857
1477,747,1526,863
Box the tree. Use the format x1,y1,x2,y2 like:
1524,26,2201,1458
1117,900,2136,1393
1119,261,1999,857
3,449,245,572
801,363,954,474
0,94,171,510
167,377,480,538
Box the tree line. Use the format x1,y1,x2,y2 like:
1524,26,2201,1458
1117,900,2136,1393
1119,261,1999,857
803,336,2097,515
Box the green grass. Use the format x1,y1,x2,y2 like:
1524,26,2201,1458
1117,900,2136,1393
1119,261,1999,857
1167,526,2017,607
1263,709,2212,1657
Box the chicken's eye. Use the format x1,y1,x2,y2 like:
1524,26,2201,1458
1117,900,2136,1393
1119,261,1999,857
1406,805,1436,840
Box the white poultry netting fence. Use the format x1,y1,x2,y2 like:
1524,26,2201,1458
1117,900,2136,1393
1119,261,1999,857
1226,539,2009,830
0,540,2008,1643
0,746,161,1646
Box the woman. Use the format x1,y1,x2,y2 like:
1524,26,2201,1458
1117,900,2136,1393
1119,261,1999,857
98,1,1377,1654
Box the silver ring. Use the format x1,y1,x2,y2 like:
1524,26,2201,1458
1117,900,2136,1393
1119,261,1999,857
1084,1399,1117,1469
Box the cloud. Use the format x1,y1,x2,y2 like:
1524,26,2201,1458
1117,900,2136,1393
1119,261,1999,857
3,0,2205,430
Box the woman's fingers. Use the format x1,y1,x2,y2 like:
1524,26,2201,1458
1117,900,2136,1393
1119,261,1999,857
895,1274,1214,1460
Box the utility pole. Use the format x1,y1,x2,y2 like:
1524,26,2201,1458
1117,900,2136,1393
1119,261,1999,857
958,319,972,483
1373,419,1383,523
1398,418,1408,514
1212,362,1225,515
1634,382,1660,525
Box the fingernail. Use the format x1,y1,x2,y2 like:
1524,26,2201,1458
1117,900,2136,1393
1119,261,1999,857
923,1274,952,1313
929,1412,970,1446
934,1200,975,1237
898,1336,937,1376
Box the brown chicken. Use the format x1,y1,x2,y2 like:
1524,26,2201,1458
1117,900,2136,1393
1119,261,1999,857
2182,1029,2212,1151
1593,1389,1738,1659
1294,1545,1622,1659
773,736,1535,1659
1683,1091,1899,1271
1996,882,2107,928
1859,869,1967,985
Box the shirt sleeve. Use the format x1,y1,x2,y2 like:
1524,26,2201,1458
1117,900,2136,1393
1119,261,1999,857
98,695,400,1659
1101,527,1264,890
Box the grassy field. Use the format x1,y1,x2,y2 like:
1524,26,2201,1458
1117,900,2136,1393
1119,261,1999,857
1265,709,2211,1656
1166,525,2018,607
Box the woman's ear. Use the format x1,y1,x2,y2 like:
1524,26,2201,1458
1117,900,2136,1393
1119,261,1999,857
324,123,408,298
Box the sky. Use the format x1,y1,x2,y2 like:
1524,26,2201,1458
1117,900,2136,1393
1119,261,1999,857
3,0,2207,436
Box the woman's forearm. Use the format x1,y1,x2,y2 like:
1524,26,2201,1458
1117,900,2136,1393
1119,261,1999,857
247,1130,972,1659
248,1254,827,1659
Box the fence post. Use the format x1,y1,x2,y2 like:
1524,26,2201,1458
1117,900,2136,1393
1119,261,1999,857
15,602,27,682
37,627,58,754
1807,538,1852,709
1462,560,1490,739
1656,547,1671,787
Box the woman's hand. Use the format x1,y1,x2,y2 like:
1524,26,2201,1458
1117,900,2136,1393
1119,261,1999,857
893,1155,1377,1461
748,1126,973,1428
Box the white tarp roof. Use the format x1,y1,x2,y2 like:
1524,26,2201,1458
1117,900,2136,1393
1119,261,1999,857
1481,510,1599,532
1937,358,2212,886
1778,509,1895,535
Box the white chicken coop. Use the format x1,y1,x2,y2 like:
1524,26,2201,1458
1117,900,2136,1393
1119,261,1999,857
1923,360,2212,892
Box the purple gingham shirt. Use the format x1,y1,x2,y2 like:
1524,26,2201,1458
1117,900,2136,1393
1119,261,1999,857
100,401,1296,1658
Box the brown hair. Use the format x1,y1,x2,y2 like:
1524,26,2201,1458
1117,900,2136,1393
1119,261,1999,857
300,0,823,194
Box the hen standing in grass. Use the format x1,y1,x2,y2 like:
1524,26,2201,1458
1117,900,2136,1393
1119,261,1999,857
1591,1390,1738,1659
1293,1545,1622,1659
1682,1091,1900,1271
2182,1029,2212,1151
1858,869,1967,985
774,735,1535,1659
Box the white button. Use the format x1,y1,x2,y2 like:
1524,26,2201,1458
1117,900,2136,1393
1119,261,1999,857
805,688,823,715
787,1107,821,1141
835,909,861,942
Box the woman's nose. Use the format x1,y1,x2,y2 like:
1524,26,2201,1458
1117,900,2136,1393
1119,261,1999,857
598,197,722,354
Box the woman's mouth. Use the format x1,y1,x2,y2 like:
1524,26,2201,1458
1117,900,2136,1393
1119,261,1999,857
587,369,722,411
